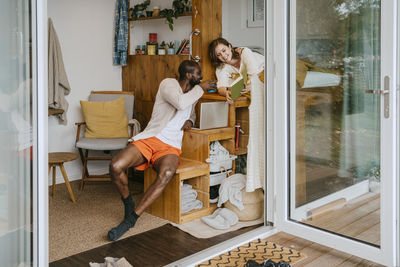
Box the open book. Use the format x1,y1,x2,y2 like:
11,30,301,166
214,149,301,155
230,67,247,100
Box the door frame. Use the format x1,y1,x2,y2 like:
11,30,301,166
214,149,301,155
397,1,400,264
34,0,49,266
274,0,398,266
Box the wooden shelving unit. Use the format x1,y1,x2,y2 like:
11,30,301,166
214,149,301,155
181,127,235,161
129,12,192,22
196,93,250,155
144,157,217,224
233,147,247,156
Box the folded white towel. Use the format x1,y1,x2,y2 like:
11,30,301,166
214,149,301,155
181,183,193,191
217,173,246,210
181,199,203,214
201,208,239,230
181,191,197,203
89,257,133,267
181,184,198,203
181,188,197,198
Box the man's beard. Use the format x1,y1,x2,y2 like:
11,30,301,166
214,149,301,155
189,78,201,87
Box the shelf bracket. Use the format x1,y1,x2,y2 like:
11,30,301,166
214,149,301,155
189,29,200,62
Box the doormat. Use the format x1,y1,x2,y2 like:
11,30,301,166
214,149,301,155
197,238,307,266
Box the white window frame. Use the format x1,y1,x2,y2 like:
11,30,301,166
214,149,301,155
247,0,264,28
34,0,48,266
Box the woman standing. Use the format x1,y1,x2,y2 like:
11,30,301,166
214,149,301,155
208,38,265,192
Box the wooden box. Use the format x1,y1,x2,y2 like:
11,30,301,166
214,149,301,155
144,157,217,224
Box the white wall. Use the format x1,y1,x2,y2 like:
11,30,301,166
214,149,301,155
222,0,264,48
48,0,122,184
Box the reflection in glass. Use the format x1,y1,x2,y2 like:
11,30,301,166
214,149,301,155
293,0,380,246
0,0,33,265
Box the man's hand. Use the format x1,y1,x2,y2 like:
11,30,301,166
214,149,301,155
199,80,217,91
181,120,193,131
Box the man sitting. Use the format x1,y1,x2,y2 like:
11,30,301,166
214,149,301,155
108,60,216,241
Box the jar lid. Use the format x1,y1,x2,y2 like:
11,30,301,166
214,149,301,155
153,6,159,9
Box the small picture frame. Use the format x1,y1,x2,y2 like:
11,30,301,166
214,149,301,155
247,0,264,28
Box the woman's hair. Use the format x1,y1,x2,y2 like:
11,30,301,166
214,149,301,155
208,37,240,68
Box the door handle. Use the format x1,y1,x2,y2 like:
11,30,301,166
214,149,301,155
364,76,390,118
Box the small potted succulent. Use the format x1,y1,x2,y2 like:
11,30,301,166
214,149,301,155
167,42,175,55
158,41,166,55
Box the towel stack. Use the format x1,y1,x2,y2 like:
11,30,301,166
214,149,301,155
181,183,203,214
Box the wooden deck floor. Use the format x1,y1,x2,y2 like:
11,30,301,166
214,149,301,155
304,192,380,246
267,232,383,267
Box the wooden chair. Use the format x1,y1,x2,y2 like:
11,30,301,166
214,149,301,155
75,91,140,190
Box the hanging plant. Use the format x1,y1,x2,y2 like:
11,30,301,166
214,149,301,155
159,8,175,31
160,0,190,31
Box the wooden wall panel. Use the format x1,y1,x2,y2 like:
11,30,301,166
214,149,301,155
192,0,222,80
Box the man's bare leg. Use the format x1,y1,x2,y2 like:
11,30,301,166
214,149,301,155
135,154,179,215
110,144,146,198
108,144,146,241
108,149,179,241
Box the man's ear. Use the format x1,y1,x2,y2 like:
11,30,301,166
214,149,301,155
185,72,192,80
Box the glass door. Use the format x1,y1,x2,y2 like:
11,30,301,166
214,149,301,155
274,0,397,265
0,0,38,266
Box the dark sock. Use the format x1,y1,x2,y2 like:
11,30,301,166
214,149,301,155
108,212,139,241
122,193,135,220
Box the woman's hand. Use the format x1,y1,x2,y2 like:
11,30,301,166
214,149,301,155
217,87,234,104
225,89,234,104
241,82,251,94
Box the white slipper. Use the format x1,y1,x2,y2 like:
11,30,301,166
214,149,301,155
201,208,238,230
218,208,239,226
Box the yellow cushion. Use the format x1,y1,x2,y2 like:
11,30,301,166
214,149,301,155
80,97,129,138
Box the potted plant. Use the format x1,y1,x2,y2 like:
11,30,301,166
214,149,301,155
167,42,175,55
159,0,189,31
158,41,166,55
130,0,151,18
172,0,189,14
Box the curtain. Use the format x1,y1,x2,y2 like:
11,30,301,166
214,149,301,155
338,0,381,180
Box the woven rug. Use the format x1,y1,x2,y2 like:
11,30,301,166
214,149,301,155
49,180,168,262
197,238,307,266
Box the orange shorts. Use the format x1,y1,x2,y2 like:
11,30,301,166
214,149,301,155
131,137,182,171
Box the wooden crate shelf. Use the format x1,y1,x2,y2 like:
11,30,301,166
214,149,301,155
144,157,214,224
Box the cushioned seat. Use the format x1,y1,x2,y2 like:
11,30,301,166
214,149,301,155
75,138,129,150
